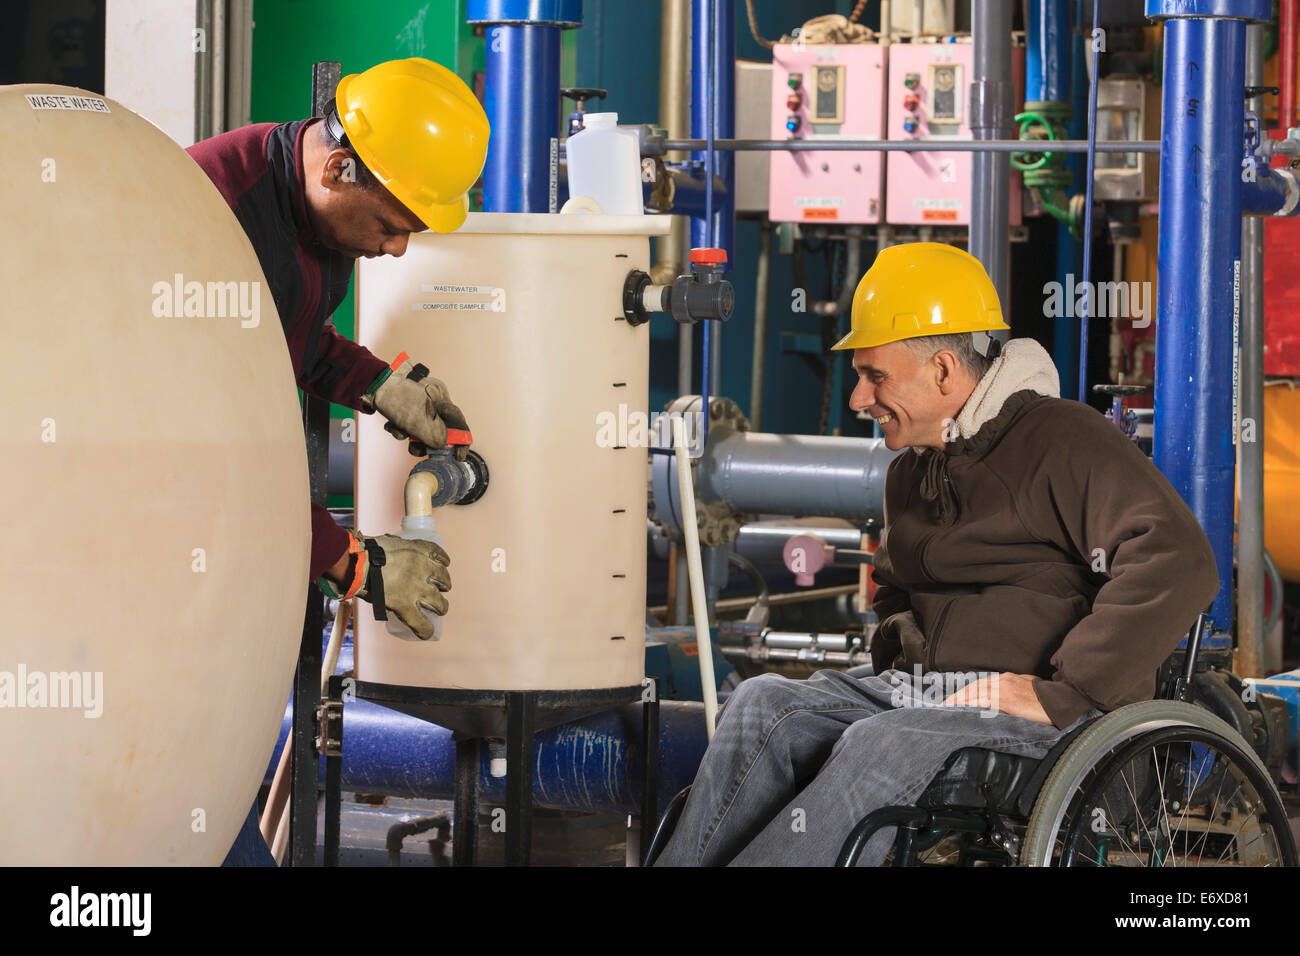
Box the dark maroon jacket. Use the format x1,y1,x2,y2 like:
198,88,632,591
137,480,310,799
187,118,388,581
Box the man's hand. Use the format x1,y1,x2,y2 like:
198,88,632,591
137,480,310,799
315,531,451,640
941,673,1053,725
365,355,471,460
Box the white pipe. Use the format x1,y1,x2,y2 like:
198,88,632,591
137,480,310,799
261,598,352,864
673,416,718,739
404,471,438,518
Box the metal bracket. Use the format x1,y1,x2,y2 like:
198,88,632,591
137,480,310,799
317,698,343,757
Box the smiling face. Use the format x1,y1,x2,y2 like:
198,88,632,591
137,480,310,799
303,131,428,260
849,340,979,450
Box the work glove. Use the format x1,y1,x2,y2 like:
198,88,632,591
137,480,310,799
318,531,451,640
362,353,471,461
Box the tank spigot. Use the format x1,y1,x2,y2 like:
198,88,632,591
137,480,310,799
407,448,489,508
622,247,734,327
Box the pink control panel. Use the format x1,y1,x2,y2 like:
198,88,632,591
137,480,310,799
884,41,1024,226
768,43,887,224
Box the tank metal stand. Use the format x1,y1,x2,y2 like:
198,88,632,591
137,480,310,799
325,681,660,867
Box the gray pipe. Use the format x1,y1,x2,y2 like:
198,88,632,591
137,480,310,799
650,517,869,565
750,221,772,430
969,0,1013,322
699,432,899,521
657,138,1159,152
1239,22,1266,678
735,520,866,565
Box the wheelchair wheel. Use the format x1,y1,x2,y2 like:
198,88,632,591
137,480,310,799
1021,700,1297,867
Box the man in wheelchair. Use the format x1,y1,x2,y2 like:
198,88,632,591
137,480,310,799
653,243,1222,867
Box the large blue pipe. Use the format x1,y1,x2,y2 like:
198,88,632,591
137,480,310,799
470,0,583,212
267,697,709,815
1147,0,1269,630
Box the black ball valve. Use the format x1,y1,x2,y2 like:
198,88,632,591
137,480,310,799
623,247,734,327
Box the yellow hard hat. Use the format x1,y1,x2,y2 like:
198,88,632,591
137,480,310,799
334,57,490,233
831,242,1009,351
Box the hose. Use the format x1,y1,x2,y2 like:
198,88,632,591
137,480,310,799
260,598,352,864
673,415,719,738
744,0,776,49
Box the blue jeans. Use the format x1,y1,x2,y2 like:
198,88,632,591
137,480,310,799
221,802,276,867
653,668,1099,866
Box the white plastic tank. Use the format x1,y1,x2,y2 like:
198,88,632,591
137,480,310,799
355,212,670,691
0,85,310,864
564,113,645,215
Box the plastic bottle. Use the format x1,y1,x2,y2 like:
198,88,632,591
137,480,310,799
385,514,445,641
565,112,644,215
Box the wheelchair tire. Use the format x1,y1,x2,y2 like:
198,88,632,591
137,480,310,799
1020,700,1297,867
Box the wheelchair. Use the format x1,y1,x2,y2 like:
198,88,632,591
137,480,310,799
644,616,1298,867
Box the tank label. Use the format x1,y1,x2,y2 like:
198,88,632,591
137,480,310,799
25,93,111,113
421,284,495,295
413,283,505,313
412,302,493,311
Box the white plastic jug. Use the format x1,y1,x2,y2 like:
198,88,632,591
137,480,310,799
385,514,446,641
565,112,644,215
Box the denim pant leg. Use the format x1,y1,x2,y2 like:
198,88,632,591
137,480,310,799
727,702,1091,866
653,669,892,867
221,801,276,867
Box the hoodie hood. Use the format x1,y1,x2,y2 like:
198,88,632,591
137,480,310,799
953,337,1060,439
914,338,1060,525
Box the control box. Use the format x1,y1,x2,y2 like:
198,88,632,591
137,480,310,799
884,41,1024,226
768,43,887,224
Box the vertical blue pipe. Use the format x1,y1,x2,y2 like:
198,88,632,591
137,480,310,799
469,1,583,213
691,0,734,450
1029,0,1081,385
481,25,562,212
1027,0,1071,103
1147,0,1267,630
690,0,734,261
1053,5,1085,382
1077,0,1103,402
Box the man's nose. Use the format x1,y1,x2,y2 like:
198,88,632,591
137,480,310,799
382,233,410,258
849,378,873,411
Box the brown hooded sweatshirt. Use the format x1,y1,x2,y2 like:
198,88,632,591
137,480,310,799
869,339,1219,729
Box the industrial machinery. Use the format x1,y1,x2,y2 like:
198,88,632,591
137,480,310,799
768,42,887,224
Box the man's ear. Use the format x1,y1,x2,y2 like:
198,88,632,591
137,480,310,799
933,350,961,395
319,148,356,189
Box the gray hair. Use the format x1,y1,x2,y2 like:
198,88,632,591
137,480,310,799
902,332,996,380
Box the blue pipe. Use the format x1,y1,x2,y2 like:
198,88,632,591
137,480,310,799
1053,6,1085,384
1242,162,1300,215
469,0,583,213
1147,0,1269,632
1027,0,1071,103
267,696,709,815
691,0,734,458
1077,0,1103,403
690,0,732,258
643,163,729,218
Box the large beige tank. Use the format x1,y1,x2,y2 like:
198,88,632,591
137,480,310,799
355,213,669,690
0,86,310,863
